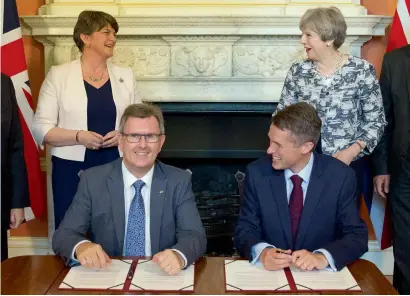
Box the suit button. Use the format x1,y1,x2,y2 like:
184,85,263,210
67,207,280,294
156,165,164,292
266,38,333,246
401,153,405,158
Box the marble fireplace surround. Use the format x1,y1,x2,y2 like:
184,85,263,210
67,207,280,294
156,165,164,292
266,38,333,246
21,1,391,103
19,2,392,258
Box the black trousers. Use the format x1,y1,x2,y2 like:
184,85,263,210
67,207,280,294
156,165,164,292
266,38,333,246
1,227,8,262
390,160,410,295
394,262,410,294
350,156,370,208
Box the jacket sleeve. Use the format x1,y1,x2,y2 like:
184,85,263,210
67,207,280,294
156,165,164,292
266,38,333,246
234,166,264,260
8,77,30,209
320,169,368,270
372,55,393,175
273,62,299,116
52,171,92,265
355,62,387,153
31,66,59,148
170,174,207,267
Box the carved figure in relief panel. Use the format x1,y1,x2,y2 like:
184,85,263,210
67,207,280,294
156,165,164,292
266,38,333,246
175,46,227,77
233,46,305,77
111,47,169,77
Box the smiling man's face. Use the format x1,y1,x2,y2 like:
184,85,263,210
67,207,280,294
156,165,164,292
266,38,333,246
119,116,165,178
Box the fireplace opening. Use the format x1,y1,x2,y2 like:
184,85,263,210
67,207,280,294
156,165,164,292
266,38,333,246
157,102,276,256
160,158,251,256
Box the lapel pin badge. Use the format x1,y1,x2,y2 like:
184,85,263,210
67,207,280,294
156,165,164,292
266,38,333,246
119,78,124,83
159,190,164,194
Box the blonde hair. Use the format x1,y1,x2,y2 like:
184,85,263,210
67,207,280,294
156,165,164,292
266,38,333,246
299,6,347,49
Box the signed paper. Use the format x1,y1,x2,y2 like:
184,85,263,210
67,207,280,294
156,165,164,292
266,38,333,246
59,259,132,290
224,260,291,291
130,260,195,291
290,266,361,291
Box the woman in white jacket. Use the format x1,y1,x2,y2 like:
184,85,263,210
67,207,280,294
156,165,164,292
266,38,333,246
32,10,141,229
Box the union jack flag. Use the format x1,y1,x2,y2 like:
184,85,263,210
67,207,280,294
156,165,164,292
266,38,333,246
1,0,46,219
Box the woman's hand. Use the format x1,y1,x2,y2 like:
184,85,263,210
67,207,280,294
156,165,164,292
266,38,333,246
77,131,104,150
102,130,120,148
333,144,361,166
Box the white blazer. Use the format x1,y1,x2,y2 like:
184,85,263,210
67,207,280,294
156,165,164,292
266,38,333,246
32,59,142,162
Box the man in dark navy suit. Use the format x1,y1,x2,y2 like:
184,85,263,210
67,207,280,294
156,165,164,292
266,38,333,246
234,102,368,271
1,73,30,262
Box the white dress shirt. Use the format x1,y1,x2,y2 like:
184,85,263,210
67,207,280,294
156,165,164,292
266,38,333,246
72,162,187,266
251,153,337,271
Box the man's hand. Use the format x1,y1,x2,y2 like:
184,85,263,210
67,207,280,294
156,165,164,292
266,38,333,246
259,248,292,271
9,208,24,229
374,175,390,199
152,249,184,275
75,242,112,269
291,249,328,271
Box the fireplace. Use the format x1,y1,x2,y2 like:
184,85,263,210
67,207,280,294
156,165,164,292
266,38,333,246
157,102,276,255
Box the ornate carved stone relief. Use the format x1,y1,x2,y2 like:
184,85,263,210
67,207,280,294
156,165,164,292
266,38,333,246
111,47,170,77
233,46,306,77
164,36,239,77
47,37,170,77
172,46,228,77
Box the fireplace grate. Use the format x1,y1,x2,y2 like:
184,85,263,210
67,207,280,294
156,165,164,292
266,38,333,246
196,195,240,239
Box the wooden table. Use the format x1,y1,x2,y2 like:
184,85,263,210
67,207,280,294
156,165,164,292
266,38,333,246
1,256,397,295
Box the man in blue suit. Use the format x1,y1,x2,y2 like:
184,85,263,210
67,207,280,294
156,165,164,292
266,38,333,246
234,102,368,271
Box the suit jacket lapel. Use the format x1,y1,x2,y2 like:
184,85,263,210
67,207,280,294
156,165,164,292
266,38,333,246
150,162,167,255
270,172,292,248
295,156,324,249
107,159,126,254
70,59,88,120
107,64,122,108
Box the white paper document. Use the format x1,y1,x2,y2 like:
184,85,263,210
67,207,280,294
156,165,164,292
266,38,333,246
290,266,361,291
59,259,132,290
224,260,291,291
130,259,195,291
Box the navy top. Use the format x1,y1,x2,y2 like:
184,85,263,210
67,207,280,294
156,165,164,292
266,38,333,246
84,79,119,168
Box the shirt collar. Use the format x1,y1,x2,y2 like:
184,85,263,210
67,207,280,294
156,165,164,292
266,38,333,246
122,161,155,190
284,153,314,183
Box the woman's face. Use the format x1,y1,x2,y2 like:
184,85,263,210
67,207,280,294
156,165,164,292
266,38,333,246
299,29,329,61
84,24,117,59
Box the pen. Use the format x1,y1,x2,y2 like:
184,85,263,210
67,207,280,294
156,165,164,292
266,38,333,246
127,268,134,280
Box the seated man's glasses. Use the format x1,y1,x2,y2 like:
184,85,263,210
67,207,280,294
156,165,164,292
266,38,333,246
122,133,162,143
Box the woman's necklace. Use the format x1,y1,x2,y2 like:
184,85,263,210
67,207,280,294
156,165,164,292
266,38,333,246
81,57,106,82
315,52,343,79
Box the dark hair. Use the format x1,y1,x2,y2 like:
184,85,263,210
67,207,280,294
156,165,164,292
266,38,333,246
272,102,322,147
73,10,119,52
119,103,165,134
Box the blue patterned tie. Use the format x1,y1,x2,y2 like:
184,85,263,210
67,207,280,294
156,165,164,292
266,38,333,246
125,180,146,256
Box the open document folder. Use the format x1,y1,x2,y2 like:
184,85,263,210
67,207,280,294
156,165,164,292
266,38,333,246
59,259,195,292
224,259,361,292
